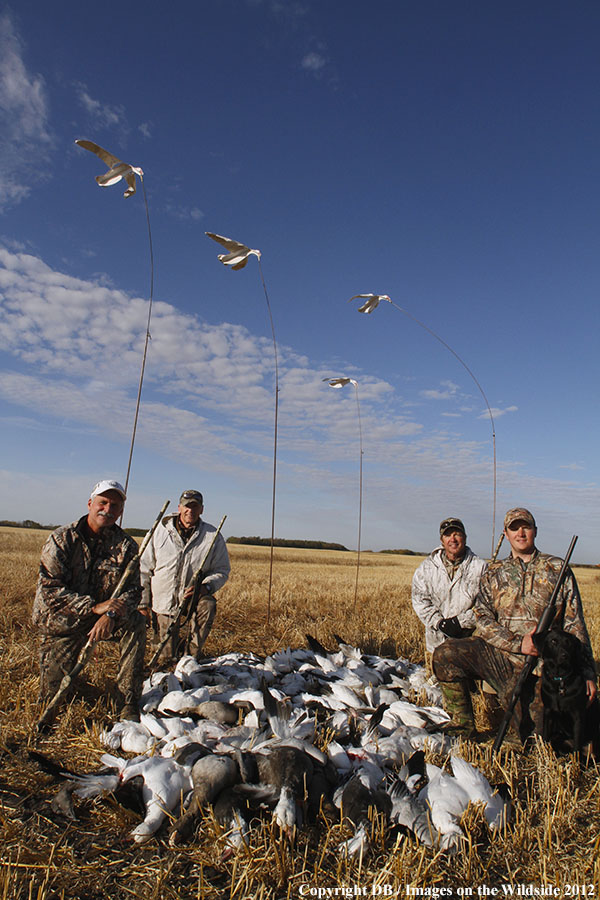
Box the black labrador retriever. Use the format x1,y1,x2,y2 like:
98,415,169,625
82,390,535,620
533,628,600,756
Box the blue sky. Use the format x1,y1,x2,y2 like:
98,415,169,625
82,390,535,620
1,1,599,562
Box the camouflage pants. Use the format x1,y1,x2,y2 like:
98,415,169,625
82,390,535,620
38,611,146,707
155,596,216,662
433,636,544,740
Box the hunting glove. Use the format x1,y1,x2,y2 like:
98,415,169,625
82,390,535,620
438,616,464,638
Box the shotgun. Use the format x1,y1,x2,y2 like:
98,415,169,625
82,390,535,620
148,514,227,669
490,532,505,563
492,534,578,753
36,498,170,733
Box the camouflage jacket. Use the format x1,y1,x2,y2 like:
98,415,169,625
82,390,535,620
474,550,596,681
32,516,141,636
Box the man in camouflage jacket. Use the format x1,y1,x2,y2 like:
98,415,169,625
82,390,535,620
433,507,597,741
33,480,146,722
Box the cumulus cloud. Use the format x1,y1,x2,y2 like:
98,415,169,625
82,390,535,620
8,248,581,556
0,11,52,211
0,245,503,502
0,247,410,460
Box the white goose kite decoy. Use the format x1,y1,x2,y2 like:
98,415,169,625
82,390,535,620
205,232,261,270
74,140,143,198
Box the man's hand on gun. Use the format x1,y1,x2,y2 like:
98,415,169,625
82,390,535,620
520,629,538,657
183,582,211,601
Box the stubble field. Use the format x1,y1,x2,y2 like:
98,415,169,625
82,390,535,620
1,526,600,899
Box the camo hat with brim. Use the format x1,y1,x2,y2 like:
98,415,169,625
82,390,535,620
179,490,203,506
90,480,127,501
439,517,466,537
504,507,536,529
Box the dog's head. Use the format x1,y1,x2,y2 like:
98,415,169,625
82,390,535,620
533,628,582,678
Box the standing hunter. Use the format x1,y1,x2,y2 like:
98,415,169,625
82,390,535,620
140,490,230,662
433,507,597,742
33,480,146,722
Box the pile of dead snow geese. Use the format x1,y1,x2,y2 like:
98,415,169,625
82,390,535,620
32,636,510,856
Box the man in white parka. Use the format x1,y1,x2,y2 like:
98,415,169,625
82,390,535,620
140,490,230,662
411,517,487,663
411,517,487,737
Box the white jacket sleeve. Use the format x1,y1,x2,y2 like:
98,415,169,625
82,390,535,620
456,556,487,629
200,533,231,594
411,560,444,631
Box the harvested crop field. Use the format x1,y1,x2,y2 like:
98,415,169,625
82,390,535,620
1,526,600,899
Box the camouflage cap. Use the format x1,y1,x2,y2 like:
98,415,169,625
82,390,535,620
179,489,203,507
439,517,466,537
503,507,536,529
90,479,126,501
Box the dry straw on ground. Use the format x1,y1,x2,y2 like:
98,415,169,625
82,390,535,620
1,526,600,899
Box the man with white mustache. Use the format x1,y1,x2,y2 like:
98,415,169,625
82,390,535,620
33,480,146,723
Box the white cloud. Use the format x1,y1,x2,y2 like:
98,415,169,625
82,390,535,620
0,235,28,252
0,247,495,493
139,122,152,139
301,51,327,72
164,202,205,222
420,380,460,400
480,405,518,419
559,462,584,471
4,248,592,559
0,11,52,211
75,82,126,129
0,371,264,476
421,389,452,400
0,247,400,451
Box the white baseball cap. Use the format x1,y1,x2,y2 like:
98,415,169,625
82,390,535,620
90,480,127,501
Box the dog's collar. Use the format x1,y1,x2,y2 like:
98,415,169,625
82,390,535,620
550,674,569,696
